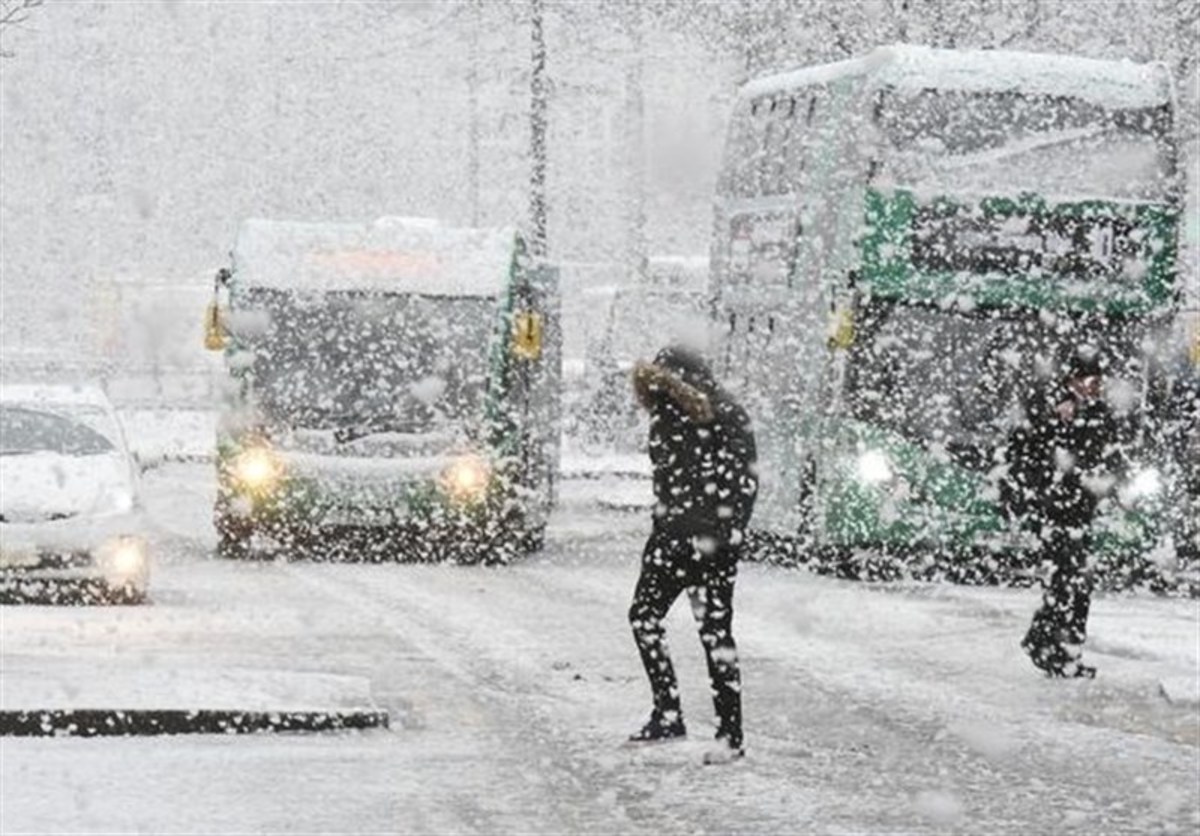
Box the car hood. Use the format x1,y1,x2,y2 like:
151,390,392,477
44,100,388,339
0,451,134,523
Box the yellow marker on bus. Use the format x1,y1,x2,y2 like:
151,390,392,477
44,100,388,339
513,310,543,360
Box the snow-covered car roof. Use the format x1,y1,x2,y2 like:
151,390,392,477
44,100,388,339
740,44,1170,111
0,382,114,411
232,217,519,298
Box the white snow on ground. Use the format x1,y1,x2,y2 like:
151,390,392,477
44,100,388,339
1,463,1197,834
560,450,651,479
2,666,377,713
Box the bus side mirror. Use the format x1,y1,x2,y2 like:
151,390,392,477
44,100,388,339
512,310,543,360
204,300,228,351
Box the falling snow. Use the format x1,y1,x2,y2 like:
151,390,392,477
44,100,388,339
1,1,1198,833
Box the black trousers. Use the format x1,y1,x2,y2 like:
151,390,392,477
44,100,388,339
628,528,742,746
1023,526,1093,672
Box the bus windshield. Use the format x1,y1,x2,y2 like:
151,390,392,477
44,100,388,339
877,88,1174,201
233,287,494,432
846,301,1143,469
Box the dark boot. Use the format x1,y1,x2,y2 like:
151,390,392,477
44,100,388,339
1023,632,1095,678
714,721,743,751
628,708,686,744
703,733,745,765
1046,661,1097,679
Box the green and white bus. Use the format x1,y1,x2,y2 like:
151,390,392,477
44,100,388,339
206,217,560,563
710,45,1182,580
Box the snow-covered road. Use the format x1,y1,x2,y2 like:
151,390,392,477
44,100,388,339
2,464,1197,834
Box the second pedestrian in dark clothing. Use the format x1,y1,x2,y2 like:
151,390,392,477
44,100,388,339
1004,350,1121,678
626,347,757,761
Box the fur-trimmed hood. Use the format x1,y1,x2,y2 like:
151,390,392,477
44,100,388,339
634,345,758,540
632,347,715,423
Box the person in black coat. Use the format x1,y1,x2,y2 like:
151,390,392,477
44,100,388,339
626,346,757,762
1005,349,1121,678
1162,351,1200,565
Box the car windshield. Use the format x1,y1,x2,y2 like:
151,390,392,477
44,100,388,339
877,88,1174,200
0,406,116,456
846,302,1144,469
232,287,495,432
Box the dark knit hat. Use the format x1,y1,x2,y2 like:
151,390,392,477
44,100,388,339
1065,345,1106,379
653,345,714,390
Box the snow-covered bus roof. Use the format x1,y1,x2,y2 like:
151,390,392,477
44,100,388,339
739,44,1170,110
232,217,519,297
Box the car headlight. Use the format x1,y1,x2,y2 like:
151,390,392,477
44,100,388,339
856,449,894,485
96,488,135,516
441,455,491,503
97,535,148,580
1120,466,1163,504
231,446,283,491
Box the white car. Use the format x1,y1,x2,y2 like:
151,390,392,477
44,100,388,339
0,383,150,603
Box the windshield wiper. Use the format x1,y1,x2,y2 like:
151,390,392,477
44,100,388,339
0,449,35,456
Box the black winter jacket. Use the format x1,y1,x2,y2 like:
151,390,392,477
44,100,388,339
635,348,758,543
1003,382,1121,530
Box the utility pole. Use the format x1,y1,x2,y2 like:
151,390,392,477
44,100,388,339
466,0,481,227
893,0,911,42
529,0,548,259
623,2,647,285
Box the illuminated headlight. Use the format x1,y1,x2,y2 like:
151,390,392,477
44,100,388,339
97,488,135,516
97,535,148,580
441,455,491,503
1120,466,1163,503
856,449,895,485
232,446,283,491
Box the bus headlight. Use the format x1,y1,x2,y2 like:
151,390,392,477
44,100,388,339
98,535,148,580
856,449,895,485
441,455,491,503
232,446,283,491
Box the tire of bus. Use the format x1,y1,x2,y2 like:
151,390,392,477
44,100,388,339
214,512,253,560
450,537,515,567
450,516,541,566
520,522,546,554
106,583,148,605
216,531,252,560
795,457,818,549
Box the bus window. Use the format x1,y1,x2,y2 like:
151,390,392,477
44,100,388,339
783,95,808,190
762,97,793,196
728,212,798,288
781,88,828,194
724,100,762,198
876,89,1175,200
759,107,781,196
747,96,774,196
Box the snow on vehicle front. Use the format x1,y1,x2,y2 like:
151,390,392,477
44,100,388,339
212,218,554,562
0,387,150,602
